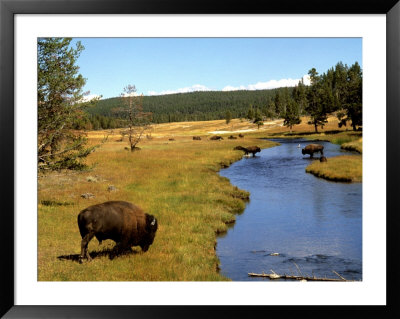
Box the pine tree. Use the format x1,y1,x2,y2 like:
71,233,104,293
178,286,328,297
274,91,283,116
37,38,100,171
283,100,301,133
292,79,307,115
305,68,328,133
246,105,255,121
338,62,362,130
225,110,232,124
253,108,264,129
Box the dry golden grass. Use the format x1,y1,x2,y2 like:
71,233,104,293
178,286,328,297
305,155,362,182
38,124,277,281
341,138,363,153
90,115,350,140
38,115,362,281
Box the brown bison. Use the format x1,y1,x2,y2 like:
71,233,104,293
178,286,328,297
234,145,261,157
210,135,223,140
193,136,201,140
77,201,158,262
228,135,237,139
238,134,244,138
301,144,324,158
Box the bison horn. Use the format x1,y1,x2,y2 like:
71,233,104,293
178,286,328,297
151,218,156,226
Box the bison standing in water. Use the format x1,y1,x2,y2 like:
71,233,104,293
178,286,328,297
301,144,324,158
234,145,261,157
78,201,158,262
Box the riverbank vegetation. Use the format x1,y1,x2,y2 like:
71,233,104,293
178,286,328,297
305,155,362,182
341,138,362,153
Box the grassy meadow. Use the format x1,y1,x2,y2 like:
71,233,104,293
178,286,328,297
38,116,362,281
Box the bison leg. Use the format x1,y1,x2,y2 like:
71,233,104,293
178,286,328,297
110,241,128,259
80,231,95,263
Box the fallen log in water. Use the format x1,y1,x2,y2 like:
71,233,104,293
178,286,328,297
248,269,354,282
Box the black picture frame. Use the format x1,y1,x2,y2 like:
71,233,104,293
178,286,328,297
1,0,398,317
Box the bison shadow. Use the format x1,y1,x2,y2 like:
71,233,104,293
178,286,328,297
57,247,140,263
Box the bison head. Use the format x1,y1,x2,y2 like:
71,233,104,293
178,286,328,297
301,148,306,155
141,213,158,252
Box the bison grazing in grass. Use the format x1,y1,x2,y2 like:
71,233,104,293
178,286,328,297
234,145,261,157
301,144,324,158
78,201,158,262
193,136,201,140
210,135,223,140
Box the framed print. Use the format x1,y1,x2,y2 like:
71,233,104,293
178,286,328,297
1,0,399,317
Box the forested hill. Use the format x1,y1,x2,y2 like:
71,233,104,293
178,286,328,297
86,88,291,123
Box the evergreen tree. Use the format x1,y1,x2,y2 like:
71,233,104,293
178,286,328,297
274,91,283,116
253,108,264,129
247,105,255,120
283,100,301,133
333,62,348,109
305,68,328,133
292,79,307,115
37,38,99,171
225,110,232,124
338,62,362,130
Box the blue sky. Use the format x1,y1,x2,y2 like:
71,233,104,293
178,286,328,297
72,38,362,99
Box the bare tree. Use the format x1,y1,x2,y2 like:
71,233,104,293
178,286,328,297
117,85,152,152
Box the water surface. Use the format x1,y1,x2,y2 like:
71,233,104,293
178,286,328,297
217,138,362,281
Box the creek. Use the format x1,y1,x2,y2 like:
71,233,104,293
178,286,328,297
217,138,362,281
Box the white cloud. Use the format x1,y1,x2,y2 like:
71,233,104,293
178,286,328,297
121,92,141,97
146,75,311,96
147,84,211,96
78,93,102,103
222,75,311,92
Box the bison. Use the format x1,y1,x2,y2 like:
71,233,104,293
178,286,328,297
193,136,201,140
228,135,237,139
234,145,261,157
210,135,223,140
77,201,158,262
320,156,327,162
301,144,324,158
